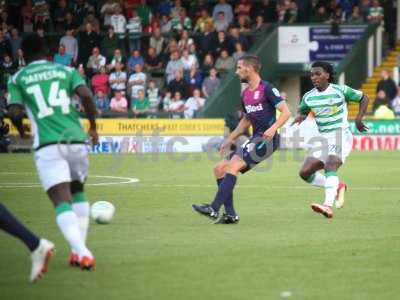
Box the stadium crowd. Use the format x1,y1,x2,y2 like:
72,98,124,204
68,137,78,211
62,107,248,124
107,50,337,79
0,0,397,119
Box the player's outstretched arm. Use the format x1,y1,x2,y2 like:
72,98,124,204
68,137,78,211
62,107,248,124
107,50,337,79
263,102,291,141
7,104,27,138
219,116,251,155
75,85,99,145
355,94,369,132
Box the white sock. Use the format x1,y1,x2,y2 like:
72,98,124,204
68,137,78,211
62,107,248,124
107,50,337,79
309,172,326,188
56,211,92,258
72,202,90,242
324,175,339,207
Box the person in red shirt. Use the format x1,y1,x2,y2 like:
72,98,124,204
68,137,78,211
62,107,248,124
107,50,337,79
91,66,109,95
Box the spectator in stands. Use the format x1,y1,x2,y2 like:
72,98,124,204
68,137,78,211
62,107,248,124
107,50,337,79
101,0,121,27
310,5,329,23
149,27,166,57
101,26,120,61
181,49,198,73
109,62,127,95
110,5,127,44
202,67,220,99
54,0,70,32
233,42,246,62
347,6,364,24
91,66,110,95
157,0,172,17
87,46,106,76
147,79,160,113
109,90,128,113
237,15,251,32
215,49,235,76
60,27,78,65
32,0,51,31
198,23,216,59
166,50,184,83
168,69,189,99
229,26,249,51
72,0,92,27
374,103,395,119
137,0,153,31
178,30,194,52
108,48,126,71
214,31,231,58
15,49,26,70
126,9,142,52
21,0,34,32
9,28,21,60
128,63,147,101
252,15,267,33
78,22,100,66
167,91,185,117
367,0,383,24
94,90,110,115
251,0,278,23
53,44,72,66
0,29,11,59
213,0,234,25
145,47,163,73
128,49,145,73
195,8,214,33
214,12,229,32
162,91,172,111
0,54,16,90
63,11,79,32
184,88,206,119
235,0,252,18
373,90,390,112
131,89,150,117
391,87,400,116
284,0,298,24
83,12,101,34
376,70,397,102
201,53,215,77
185,65,203,95
160,14,172,34
171,7,192,33
78,64,88,83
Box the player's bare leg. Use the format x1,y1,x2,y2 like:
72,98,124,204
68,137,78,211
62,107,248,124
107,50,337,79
299,157,325,187
310,155,342,218
193,155,246,223
47,182,95,270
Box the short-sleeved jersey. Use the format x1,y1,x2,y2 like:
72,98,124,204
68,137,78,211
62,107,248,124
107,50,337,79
241,80,283,135
7,60,87,150
299,83,363,134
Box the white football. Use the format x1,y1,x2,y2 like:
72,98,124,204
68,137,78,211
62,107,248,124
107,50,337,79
90,201,115,224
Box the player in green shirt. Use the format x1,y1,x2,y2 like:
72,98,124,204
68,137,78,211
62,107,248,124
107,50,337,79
292,61,369,218
7,34,98,272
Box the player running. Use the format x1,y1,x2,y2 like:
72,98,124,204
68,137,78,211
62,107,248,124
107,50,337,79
192,55,291,224
292,61,369,218
7,34,98,270
0,203,54,282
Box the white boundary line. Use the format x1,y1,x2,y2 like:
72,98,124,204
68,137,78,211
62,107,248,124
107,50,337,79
0,173,139,188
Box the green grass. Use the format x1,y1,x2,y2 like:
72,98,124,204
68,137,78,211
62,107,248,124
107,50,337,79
0,151,399,300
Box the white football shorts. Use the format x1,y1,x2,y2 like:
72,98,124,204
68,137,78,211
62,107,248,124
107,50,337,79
306,128,353,164
34,144,89,191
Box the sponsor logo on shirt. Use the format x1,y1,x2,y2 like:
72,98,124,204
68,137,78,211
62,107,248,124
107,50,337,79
245,103,263,113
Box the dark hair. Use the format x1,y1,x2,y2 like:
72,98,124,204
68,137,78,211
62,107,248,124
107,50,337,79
21,33,46,62
311,61,334,83
238,54,261,73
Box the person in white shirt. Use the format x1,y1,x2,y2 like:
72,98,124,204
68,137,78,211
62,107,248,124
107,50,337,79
168,91,185,117
147,79,160,113
109,62,127,94
128,63,147,100
184,88,206,118
110,6,126,40
86,47,106,76
180,49,198,72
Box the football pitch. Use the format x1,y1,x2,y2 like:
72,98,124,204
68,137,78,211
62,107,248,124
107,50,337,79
0,151,399,300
